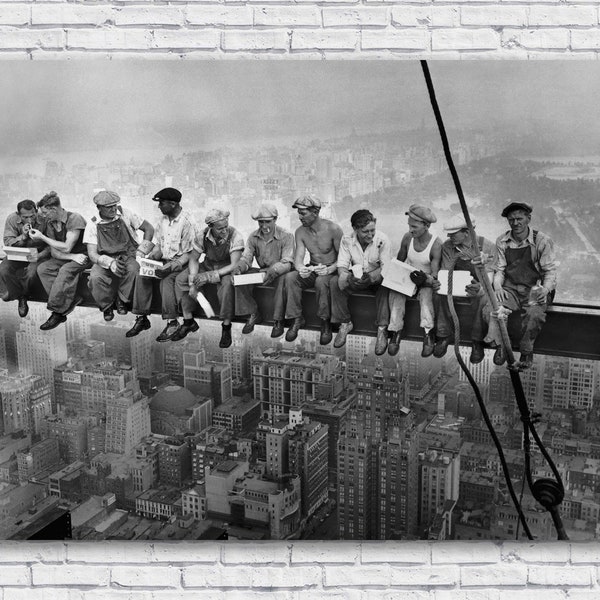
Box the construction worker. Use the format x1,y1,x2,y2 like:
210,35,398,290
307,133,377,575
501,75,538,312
432,215,495,364
232,204,294,337
283,195,343,345
387,204,442,357
174,208,244,348
126,187,196,342
330,209,391,352
484,201,557,369
84,190,154,321
29,191,89,330
0,199,50,318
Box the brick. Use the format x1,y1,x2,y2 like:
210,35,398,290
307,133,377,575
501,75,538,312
6,590,87,600
391,7,459,28
0,542,65,563
568,592,600,600
292,542,359,564
151,543,219,564
529,565,592,586
571,542,600,563
111,566,181,588
251,566,321,588
501,28,569,50
362,30,429,50
0,566,30,586
322,8,389,27
528,51,597,59
183,566,255,588
461,565,528,587
67,29,152,50
432,29,498,51
222,30,289,51
367,592,430,600
389,566,458,587
114,7,184,26
571,29,600,49
0,28,63,50
502,541,569,563
0,5,28,25
187,6,253,26
254,7,321,27
528,6,598,26
68,543,151,564
435,592,501,600
291,30,358,51
213,593,290,600
31,50,119,60
0,51,29,59
503,591,569,600
31,5,112,26
324,565,390,588
31,565,110,587
152,30,219,50
297,592,362,600
223,542,290,565
361,542,429,565
432,542,500,564
460,6,528,27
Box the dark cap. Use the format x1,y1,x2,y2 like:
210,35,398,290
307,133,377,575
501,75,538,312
152,187,182,202
501,201,532,218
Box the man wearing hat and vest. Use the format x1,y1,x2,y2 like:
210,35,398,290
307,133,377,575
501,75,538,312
29,191,90,330
330,209,391,352
484,201,556,369
126,187,196,342
84,190,154,322
432,214,495,363
387,204,442,357
232,204,294,336
283,195,343,345
0,199,50,318
173,208,244,348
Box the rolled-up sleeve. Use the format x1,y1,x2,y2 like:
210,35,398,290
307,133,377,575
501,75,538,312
537,235,557,291
229,229,244,254
3,214,22,247
337,236,352,271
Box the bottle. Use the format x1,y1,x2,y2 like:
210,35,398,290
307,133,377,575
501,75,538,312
528,283,545,306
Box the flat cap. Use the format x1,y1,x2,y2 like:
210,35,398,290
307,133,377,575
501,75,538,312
405,204,437,224
444,214,475,234
205,208,230,225
501,201,532,218
292,195,321,210
152,187,182,202
94,190,120,207
252,204,278,220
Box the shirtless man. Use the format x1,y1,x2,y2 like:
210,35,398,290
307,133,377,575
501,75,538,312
387,204,442,357
283,195,343,345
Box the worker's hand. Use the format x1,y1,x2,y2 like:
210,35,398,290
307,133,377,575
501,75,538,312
262,266,279,285
313,264,328,276
465,280,481,297
299,266,312,279
193,272,209,287
28,228,43,240
110,259,126,277
410,270,428,287
188,285,198,300
494,287,508,303
431,278,441,292
531,285,549,304
154,263,172,279
72,254,88,266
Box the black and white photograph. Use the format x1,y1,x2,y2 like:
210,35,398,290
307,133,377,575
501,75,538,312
0,60,598,542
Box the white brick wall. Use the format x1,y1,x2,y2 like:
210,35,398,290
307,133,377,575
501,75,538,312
1,1,599,596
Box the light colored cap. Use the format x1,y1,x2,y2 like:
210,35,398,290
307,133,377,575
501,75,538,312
205,208,230,225
405,204,437,224
93,190,120,207
444,214,475,234
251,204,278,220
292,195,321,210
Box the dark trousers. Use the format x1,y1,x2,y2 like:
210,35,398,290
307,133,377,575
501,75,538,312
330,275,389,327
435,292,488,342
175,266,235,321
0,259,40,300
37,257,90,314
235,268,286,321
88,257,139,311
132,265,182,320
284,270,333,321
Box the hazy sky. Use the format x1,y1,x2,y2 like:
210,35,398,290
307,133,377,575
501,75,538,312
2,61,600,157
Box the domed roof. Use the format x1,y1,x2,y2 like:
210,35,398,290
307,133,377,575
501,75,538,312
150,385,199,416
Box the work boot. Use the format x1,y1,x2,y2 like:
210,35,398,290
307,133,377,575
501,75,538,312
285,317,305,342
421,331,435,358
520,352,534,369
40,312,67,331
374,327,389,356
334,321,353,348
271,320,284,338
115,297,128,315
126,315,151,338
433,336,452,358
17,297,29,318
103,306,115,322
219,323,233,348
242,313,262,335
470,341,485,364
170,319,198,342
388,331,401,356
156,319,179,342
320,319,333,346
492,345,506,366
